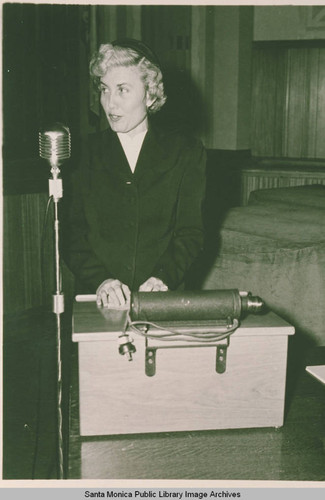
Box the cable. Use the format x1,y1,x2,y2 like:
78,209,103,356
128,317,239,343
40,195,54,306
35,194,65,479
31,195,53,479
56,312,64,479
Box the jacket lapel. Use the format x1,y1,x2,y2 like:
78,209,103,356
133,124,168,182
100,124,170,183
101,128,132,180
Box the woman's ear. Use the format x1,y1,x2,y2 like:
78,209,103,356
146,92,156,109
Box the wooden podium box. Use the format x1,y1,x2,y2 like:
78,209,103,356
72,301,294,436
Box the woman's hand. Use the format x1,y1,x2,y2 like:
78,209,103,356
139,277,168,292
96,279,131,308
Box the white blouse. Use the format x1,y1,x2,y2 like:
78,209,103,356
117,129,148,173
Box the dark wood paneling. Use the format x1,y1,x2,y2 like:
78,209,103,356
3,193,75,315
4,193,50,314
251,45,291,156
251,41,325,159
286,48,309,156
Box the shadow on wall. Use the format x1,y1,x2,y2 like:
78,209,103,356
151,64,208,138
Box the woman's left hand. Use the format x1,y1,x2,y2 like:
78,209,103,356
139,277,168,292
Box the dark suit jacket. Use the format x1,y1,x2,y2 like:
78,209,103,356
64,123,206,293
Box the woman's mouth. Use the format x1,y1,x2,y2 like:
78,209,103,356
109,114,122,122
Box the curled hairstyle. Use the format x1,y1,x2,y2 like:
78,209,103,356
90,43,166,114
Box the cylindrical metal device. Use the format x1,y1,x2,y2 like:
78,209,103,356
130,289,245,322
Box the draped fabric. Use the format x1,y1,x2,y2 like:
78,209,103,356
202,185,325,345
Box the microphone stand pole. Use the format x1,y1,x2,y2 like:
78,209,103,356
49,163,65,479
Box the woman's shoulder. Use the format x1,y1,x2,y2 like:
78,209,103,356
152,122,204,152
150,124,206,173
69,129,111,173
84,127,113,147
78,128,117,164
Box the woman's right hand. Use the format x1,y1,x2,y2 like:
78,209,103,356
96,279,131,308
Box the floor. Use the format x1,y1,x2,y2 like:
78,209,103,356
3,307,325,481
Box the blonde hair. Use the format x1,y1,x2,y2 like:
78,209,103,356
90,43,166,114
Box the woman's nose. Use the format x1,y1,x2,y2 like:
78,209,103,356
101,93,114,111
107,92,118,111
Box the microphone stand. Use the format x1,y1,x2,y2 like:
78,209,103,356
49,162,65,479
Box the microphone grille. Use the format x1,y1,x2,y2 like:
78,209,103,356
39,123,71,164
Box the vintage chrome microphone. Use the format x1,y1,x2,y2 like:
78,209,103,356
39,123,71,201
39,123,71,163
39,122,71,479
39,123,71,309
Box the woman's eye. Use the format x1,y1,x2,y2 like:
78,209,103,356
119,87,128,94
99,86,109,94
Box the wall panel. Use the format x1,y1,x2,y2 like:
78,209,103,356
286,49,308,156
191,6,253,149
3,193,74,315
315,48,325,158
251,42,325,159
254,6,325,41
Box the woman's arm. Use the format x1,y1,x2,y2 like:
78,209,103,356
63,175,112,292
62,137,112,293
151,139,207,290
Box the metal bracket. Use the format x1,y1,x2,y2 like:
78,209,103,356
145,347,157,377
216,342,229,374
145,337,231,377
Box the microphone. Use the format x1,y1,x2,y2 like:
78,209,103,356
39,122,71,200
39,122,70,479
39,122,71,171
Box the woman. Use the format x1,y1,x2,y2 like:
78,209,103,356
65,38,206,308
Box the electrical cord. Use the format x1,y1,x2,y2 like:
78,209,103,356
128,317,239,343
32,195,53,479
41,195,54,306
33,194,64,479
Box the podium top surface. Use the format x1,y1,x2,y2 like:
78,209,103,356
72,300,295,343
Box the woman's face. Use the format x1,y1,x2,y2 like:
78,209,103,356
99,65,152,136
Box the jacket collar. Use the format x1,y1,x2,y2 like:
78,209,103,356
101,123,168,181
